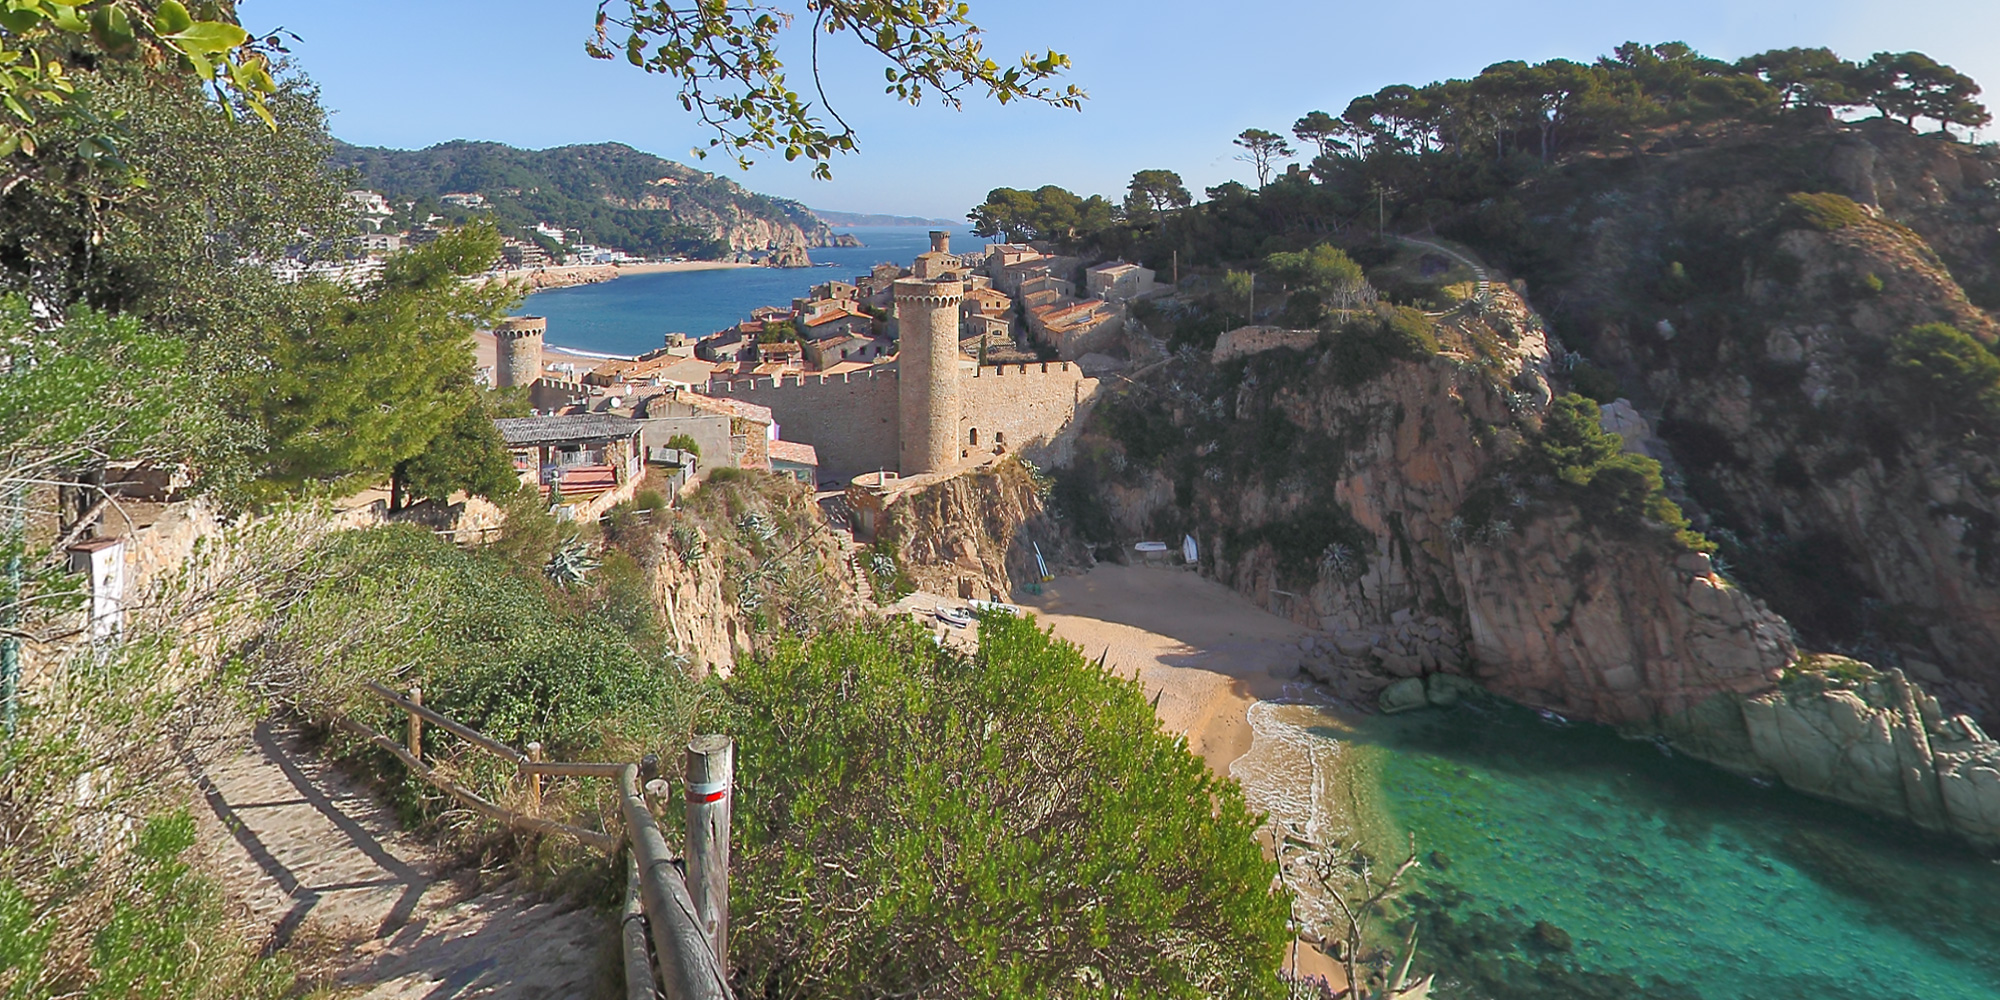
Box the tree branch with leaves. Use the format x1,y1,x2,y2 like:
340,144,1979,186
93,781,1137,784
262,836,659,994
589,0,1084,178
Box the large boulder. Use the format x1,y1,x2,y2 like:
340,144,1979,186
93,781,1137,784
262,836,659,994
1380,677,1430,715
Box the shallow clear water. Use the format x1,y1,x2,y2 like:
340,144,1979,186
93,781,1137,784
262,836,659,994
1236,695,2000,1000
513,225,978,356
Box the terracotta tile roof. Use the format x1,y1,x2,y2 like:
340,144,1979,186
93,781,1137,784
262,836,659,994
769,440,819,466
676,390,774,424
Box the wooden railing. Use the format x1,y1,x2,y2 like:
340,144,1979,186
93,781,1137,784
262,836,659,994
333,680,734,1000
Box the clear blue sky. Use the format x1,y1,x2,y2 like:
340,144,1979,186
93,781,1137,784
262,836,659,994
251,0,2000,221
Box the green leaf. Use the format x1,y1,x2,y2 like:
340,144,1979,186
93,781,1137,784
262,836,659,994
89,6,136,55
0,10,42,33
154,0,194,35
162,19,247,54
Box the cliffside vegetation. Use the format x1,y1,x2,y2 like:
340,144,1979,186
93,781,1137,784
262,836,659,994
727,614,1289,999
984,37,2000,703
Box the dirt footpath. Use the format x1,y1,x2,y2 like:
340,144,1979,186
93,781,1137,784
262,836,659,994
187,721,615,999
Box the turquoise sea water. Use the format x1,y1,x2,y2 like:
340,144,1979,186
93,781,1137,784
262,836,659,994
513,225,979,356
1320,699,2000,999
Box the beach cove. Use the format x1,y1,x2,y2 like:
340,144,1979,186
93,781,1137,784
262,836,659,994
511,225,979,356
1025,564,2000,1000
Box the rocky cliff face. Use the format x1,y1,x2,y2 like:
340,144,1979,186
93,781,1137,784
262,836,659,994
878,459,1091,602
629,474,861,675
1481,119,2000,720
1073,275,2000,844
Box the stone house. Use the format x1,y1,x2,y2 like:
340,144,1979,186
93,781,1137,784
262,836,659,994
1086,260,1157,302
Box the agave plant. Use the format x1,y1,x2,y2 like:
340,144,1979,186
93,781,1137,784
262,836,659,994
738,511,777,544
669,524,707,565
545,536,599,588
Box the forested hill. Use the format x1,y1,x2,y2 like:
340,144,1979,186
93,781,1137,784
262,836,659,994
331,139,835,259
812,209,958,227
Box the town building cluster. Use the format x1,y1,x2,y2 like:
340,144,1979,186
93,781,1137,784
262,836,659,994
476,231,1159,520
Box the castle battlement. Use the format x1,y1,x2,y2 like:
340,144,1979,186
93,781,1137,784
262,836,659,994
970,361,1076,377
707,367,900,394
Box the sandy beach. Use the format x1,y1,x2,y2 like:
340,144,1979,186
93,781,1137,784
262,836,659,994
1020,563,1307,776
479,259,758,291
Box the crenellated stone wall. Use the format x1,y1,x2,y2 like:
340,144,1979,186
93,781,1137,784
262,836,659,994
707,369,900,475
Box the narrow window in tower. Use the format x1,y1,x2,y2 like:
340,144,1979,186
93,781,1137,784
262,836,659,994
969,428,979,446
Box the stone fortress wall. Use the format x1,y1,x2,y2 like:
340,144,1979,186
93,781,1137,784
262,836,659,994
959,362,1099,460
708,369,900,474
705,361,1099,476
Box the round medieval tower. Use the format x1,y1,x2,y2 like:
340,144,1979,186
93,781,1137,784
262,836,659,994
493,316,546,388
894,277,964,475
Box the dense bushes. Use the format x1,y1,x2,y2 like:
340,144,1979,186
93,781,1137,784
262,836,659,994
1462,394,1707,550
1886,322,2000,433
1784,191,1869,231
1325,306,1440,387
725,614,1290,999
1528,395,1709,550
264,526,699,760
247,524,708,882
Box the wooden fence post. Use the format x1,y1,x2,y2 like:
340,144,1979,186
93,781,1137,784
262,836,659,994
527,742,544,812
407,686,423,761
685,735,733,969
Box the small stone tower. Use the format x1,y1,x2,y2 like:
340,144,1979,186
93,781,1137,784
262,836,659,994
494,316,546,388
895,276,964,475
912,230,957,280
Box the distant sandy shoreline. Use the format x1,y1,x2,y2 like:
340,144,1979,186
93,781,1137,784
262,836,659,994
478,259,759,292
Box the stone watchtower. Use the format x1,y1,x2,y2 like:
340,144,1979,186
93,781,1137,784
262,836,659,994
493,316,546,388
894,276,964,475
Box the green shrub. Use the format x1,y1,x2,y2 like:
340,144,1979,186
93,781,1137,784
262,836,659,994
726,615,1289,999
703,465,751,486
1568,360,1622,403
1784,191,1867,232
1324,307,1439,387
0,811,296,1000
1887,322,2000,433
663,433,701,457
1522,394,1710,551
862,537,914,604
270,527,702,760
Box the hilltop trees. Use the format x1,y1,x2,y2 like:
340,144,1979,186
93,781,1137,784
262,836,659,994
1862,52,1991,130
968,184,1117,242
1233,128,1294,187
1127,169,1193,229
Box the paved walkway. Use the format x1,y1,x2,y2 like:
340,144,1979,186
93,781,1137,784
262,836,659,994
1397,236,1491,316
187,721,614,999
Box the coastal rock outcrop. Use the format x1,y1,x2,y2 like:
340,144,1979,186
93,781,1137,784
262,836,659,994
877,459,1091,602
1500,119,2000,716
1075,266,2000,844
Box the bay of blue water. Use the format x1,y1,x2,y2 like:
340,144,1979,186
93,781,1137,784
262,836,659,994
1324,699,2000,999
513,225,978,356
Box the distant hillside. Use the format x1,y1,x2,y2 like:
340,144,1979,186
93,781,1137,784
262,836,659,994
331,140,836,259
812,208,959,227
